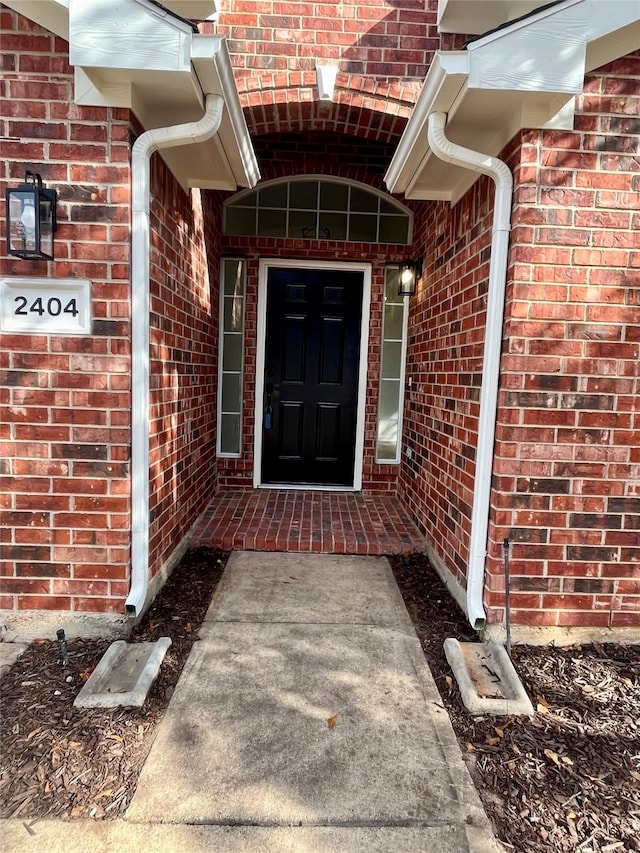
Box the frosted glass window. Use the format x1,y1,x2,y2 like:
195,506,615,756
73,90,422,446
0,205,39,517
376,266,408,464
218,259,246,457
224,178,412,245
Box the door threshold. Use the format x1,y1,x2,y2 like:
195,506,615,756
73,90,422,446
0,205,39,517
257,484,359,492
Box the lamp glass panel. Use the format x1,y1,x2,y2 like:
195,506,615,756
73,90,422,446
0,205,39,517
7,189,38,255
39,196,54,258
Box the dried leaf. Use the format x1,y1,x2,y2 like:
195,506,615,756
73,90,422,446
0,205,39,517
561,755,574,766
465,742,476,751
445,675,453,687
581,683,596,693
544,748,561,767
536,703,549,715
487,737,500,746
327,714,338,729
94,789,113,800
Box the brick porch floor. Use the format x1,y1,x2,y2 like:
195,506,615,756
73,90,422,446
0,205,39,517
190,490,425,555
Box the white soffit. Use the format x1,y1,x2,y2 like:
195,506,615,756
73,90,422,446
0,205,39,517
437,0,551,34
5,0,258,191
387,0,640,202
161,1,220,20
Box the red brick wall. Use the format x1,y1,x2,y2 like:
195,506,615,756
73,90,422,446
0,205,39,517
488,53,640,631
398,179,494,586
216,0,437,82
147,158,220,578
0,7,132,615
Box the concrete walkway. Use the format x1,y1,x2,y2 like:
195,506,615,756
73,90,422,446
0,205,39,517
3,552,503,852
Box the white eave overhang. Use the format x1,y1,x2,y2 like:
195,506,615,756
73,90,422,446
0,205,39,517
437,0,553,34
386,0,640,203
3,0,258,191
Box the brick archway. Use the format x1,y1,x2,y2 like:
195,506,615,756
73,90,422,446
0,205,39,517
237,72,417,141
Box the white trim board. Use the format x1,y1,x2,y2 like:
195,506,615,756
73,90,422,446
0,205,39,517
254,258,372,491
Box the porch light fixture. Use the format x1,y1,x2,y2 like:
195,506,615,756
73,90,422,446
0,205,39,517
397,256,423,296
5,171,58,261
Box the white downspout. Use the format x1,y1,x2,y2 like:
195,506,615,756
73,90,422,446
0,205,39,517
126,94,224,618
427,111,513,631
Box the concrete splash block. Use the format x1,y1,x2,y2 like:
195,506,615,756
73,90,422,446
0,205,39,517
444,639,534,717
74,637,172,708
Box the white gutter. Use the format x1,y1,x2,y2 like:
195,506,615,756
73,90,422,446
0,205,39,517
126,93,224,618
427,111,513,631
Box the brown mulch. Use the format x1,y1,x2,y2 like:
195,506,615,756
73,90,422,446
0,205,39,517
389,553,640,853
0,547,227,822
1,547,639,853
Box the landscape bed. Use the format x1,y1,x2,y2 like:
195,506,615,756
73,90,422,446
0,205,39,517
1,548,638,853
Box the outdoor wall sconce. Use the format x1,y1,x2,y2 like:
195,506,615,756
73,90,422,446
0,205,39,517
397,256,423,296
6,171,58,261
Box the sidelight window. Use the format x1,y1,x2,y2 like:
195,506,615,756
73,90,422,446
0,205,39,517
217,258,246,457
376,266,408,463
224,177,411,245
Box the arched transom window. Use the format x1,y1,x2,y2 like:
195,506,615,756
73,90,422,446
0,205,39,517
224,177,412,244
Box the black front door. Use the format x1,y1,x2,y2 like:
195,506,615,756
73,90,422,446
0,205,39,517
262,267,363,486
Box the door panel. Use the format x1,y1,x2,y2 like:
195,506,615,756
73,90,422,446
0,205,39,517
262,267,363,486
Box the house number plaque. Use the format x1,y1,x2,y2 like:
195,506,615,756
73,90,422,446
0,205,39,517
0,277,91,335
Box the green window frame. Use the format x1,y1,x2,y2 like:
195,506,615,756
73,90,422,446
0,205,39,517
224,177,412,245
217,258,246,457
376,266,409,463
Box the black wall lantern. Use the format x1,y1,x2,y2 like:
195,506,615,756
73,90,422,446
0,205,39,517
6,171,58,261
397,256,423,296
